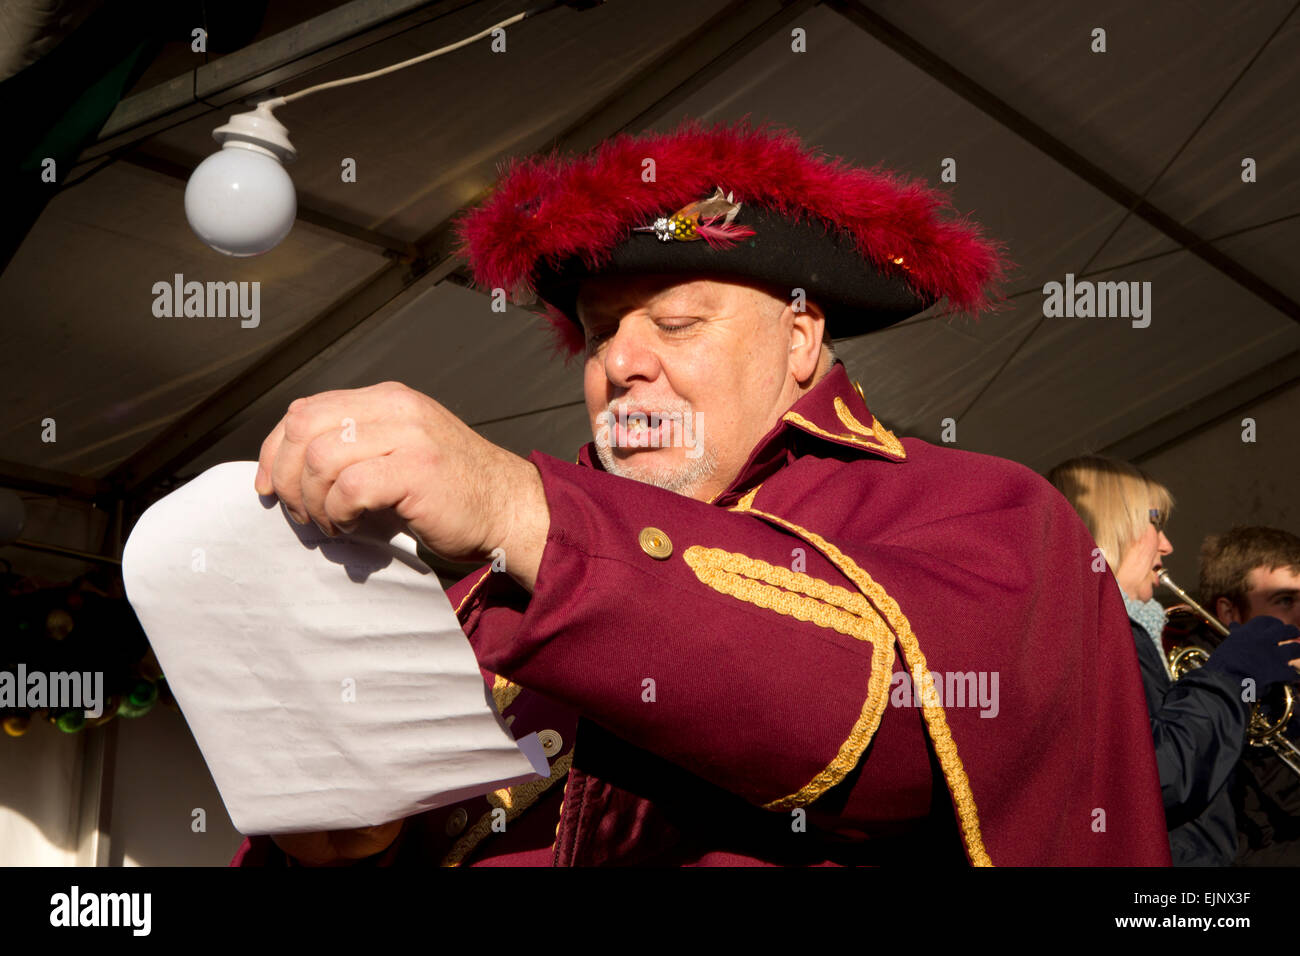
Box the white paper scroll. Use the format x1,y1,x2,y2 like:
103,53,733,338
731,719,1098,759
122,461,547,835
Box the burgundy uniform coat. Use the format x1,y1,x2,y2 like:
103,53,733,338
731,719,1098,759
233,363,1171,866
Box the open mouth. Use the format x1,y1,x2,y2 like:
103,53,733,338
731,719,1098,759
613,414,672,450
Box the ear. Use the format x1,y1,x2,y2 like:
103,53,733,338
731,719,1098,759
1214,595,1242,627
787,297,827,385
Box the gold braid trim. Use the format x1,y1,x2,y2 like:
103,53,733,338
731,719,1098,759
440,752,574,867
681,546,894,810
444,558,570,866
730,501,993,867
833,397,905,458
781,398,905,459
491,674,523,715
453,568,495,616
734,484,763,511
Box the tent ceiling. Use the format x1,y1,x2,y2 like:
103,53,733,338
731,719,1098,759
0,160,386,477
121,0,740,243
1,0,1296,530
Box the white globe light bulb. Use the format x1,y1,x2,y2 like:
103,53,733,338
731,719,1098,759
184,104,298,257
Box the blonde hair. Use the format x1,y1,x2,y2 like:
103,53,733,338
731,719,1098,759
1046,456,1174,574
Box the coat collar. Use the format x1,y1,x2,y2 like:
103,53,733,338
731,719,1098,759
774,360,906,462
574,361,906,504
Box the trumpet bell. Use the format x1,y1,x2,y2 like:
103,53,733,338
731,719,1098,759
1160,584,1300,779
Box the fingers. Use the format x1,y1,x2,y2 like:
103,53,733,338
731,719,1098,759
271,819,404,865
252,382,478,550
257,390,359,498
272,397,343,525
328,819,405,861
322,456,412,533
261,391,373,526
254,419,285,496
301,422,409,534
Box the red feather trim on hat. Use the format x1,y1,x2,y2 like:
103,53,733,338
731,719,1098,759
456,120,1007,357
541,301,585,364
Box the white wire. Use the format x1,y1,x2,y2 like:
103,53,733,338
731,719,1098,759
259,10,529,110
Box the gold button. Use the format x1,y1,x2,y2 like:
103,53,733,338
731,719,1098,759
445,806,469,837
538,729,563,757
639,527,672,559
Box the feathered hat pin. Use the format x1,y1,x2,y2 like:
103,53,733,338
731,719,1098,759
633,187,756,247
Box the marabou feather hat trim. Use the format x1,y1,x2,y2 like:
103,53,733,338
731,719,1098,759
457,120,1007,358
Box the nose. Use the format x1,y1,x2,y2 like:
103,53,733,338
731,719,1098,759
1158,531,1173,556
601,317,663,390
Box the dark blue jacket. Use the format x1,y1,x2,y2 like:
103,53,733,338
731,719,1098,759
1131,619,1249,865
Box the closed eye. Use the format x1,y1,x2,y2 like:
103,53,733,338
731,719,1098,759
655,317,701,334
585,317,700,347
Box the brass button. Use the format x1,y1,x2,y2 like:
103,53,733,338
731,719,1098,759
445,806,469,837
538,729,563,757
638,527,672,559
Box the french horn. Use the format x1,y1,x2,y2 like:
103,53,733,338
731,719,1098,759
1158,569,1300,778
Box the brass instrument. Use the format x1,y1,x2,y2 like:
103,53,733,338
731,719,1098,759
1158,569,1300,778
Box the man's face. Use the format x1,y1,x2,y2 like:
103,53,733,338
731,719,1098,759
1222,565,1300,628
576,274,818,502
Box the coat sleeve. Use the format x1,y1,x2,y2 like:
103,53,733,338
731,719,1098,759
455,448,1175,864
461,453,908,813
1132,623,1250,826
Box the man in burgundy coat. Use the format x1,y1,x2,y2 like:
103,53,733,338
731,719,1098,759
232,122,1170,866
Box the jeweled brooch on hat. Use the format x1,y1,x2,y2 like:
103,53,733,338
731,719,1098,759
632,187,757,248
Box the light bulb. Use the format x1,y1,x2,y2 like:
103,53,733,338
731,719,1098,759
185,104,298,257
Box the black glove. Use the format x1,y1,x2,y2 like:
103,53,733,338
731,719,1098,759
1202,616,1300,692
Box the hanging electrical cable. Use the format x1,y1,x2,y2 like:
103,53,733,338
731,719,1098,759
184,2,598,256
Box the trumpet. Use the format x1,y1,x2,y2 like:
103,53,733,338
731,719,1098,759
1158,569,1300,778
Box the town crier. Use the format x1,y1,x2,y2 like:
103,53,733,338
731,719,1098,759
232,121,1171,866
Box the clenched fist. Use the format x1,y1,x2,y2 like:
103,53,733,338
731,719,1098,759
254,381,549,591
271,819,405,866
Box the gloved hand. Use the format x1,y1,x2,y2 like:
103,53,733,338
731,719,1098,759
1202,616,1300,692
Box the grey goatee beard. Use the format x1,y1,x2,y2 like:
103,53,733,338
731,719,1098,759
595,440,720,496
593,400,719,496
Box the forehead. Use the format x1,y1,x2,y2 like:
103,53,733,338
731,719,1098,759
1247,565,1300,592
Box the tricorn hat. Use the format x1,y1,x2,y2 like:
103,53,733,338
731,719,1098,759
457,121,1005,357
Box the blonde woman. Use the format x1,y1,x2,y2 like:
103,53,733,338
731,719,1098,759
1048,456,1300,866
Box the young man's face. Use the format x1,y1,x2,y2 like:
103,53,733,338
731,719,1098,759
576,274,823,502
1217,565,1300,629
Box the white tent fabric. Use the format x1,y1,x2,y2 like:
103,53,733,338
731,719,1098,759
0,0,1293,599
0,0,1289,590
0,711,86,866
3,0,1294,479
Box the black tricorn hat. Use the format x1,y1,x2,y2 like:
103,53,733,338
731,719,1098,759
458,121,1005,357
534,201,933,339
